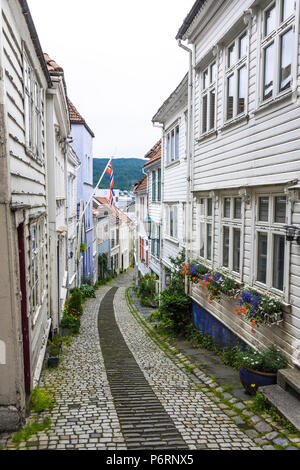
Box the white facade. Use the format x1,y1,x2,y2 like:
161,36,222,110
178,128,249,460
133,178,151,280
0,0,51,429
178,0,300,367
152,77,189,288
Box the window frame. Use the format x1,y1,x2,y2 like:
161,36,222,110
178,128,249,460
221,196,243,275
166,123,180,164
166,204,178,240
199,197,214,263
254,192,287,293
224,29,248,122
259,0,295,104
200,60,217,135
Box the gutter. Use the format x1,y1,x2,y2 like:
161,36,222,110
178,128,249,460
176,0,207,40
18,0,52,88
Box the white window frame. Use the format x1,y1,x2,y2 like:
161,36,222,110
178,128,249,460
200,61,217,134
23,52,42,159
199,197,214,263
30,217,47,321
254,192,287,293
221,196,243,276
166,123,180,164
166,204,178,240
224,29,248,122
259,0,296,104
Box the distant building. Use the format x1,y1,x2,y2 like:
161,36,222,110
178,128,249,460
68,99,95,284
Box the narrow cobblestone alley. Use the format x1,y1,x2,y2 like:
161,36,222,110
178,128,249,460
1,272,262,450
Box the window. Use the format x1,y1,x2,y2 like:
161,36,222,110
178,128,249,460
261,0,295,102
225,31,248,120
166,125,180,163
152,171,156,202
221,197,242,273
24,55,42,158
255,193,287,291
30,218,47,315
201,61,216,133
166,205,178,239
199,198,213,261
157,168,161,202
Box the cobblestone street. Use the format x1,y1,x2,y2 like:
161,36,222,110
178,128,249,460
1,271,299,451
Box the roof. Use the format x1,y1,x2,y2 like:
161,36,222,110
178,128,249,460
176,0,207,40
44,53,64,73
133,175,147,193
94,197,132,223
67,98,95,138
152,74,188,123
143,140,161,168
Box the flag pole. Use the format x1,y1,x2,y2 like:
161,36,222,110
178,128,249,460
76,157,112,229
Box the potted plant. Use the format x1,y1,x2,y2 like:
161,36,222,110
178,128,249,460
47,335,63,367
237,345,288,395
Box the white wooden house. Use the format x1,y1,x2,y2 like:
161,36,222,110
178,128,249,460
152,76,188,289
176,0,300,368
143,141,162,282
133,175,151,280
0,0,52,430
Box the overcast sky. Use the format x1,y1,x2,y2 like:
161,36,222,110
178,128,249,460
28,0,195,159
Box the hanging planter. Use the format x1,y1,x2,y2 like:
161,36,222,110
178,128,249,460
236,289,284,330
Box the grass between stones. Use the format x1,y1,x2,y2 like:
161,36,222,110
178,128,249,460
125,287,300,450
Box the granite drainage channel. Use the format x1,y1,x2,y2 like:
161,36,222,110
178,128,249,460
98,287,188,450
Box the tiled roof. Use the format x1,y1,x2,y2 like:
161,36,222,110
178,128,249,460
94,197,132,223
144,140,161,168
44,53,64,73
67,99,95,138
133,175,147,193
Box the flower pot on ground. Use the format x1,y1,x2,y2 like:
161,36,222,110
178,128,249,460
239,366,277,395
47,336,62,367
236,344,288,395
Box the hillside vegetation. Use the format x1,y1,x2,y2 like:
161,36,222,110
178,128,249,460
93,158,145,191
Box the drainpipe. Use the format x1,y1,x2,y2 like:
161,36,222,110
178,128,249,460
178,39,193,294
64,138,70,300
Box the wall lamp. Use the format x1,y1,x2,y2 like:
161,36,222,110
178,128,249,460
284,225,300,244
144,213,152,240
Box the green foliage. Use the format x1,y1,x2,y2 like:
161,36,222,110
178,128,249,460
252,392,269,412
30,387,54,413
96,275,113,286
184,323,214,350
93,158,144,191
60,289,83,334
152,251,191,334
136,274,157,306
80,243,87,252
12,417,51,445
98,253,109,280
80,284,96,299
236,344,288,373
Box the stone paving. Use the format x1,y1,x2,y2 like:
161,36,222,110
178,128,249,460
1,271,299,451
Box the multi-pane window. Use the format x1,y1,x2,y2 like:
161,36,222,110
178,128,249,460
166,205,178,239
201,61,216,133
24,55,42,158
151,223,161,258
199,198,213,261
30,218,46,315
221,197,242,273
261,0,295,102
151,169,161,202
225,31,248,120
152,171,156,202
166,125,180,163
256,194,287,291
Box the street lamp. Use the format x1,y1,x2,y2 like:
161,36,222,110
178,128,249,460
284,225,300,245
144,213,152,239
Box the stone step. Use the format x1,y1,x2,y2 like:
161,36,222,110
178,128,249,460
258,384,300,432
277,368,300,397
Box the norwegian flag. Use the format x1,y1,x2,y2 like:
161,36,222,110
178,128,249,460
106,160,115,206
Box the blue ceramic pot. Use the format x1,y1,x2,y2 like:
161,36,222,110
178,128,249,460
239,366,277,395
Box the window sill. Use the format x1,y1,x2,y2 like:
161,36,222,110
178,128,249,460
253,88,296,117
220,113,249,133
197,129,217,143
164,235,179,246
25,147,43,166
165,159,180,169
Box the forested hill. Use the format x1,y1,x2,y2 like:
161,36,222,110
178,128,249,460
93,158,145,191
